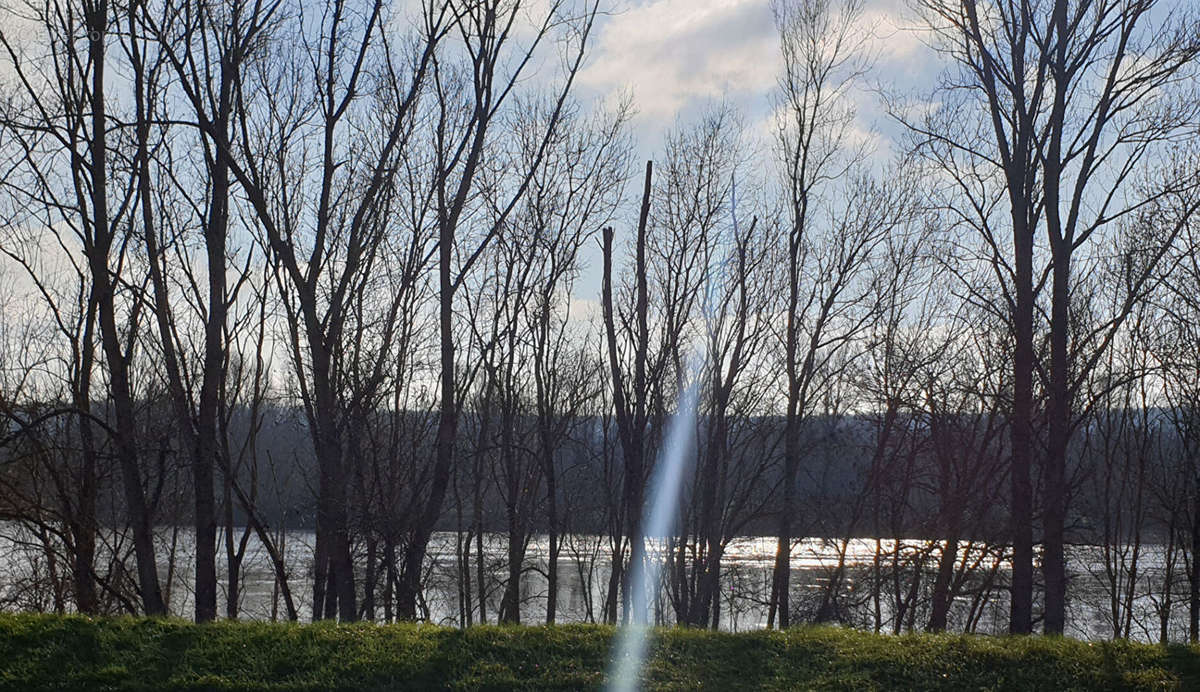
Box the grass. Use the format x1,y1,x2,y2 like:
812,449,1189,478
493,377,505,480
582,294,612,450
2,613,1199,691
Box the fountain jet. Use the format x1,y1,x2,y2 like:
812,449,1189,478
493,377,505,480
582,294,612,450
607,373,700,692
607,176,741,691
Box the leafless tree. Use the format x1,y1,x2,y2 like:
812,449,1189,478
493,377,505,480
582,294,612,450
0,0,169,614
400,0,600,621
769,0,891,629
907,0,1200,633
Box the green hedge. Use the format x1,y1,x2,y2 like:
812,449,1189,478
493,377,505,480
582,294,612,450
1,613,1198,690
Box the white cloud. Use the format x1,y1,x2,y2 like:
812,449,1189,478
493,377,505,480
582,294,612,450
568,296,604,325
578,0,935,157
580,0,781,122
859,5,927,63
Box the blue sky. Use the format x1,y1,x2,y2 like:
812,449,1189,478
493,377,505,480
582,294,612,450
577,0,939,152
566,0,943,310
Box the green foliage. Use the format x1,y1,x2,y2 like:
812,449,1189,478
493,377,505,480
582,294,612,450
0,613,1197,690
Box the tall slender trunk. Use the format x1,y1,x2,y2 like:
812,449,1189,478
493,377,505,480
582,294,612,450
456,498,471,626
85,0,165,616
363,537,378,621
71,302,100,614
534,319,561,625
1043,240,1071,634
1161,507,1177,644
1190,475,1200,642
383,540,397,623
545,457,560,624
772,390,800,629
499,405,524,624
604,543,623,624
474,456,488,624
1039,0,1072,635
192,74,232,622
1009,207,1035,635
224,473,239,619
773,184,807,630
693,390,727,627
312,498,330,618
928,535,959,633
398,212,458,621
601,161,653,625
626,164,651,625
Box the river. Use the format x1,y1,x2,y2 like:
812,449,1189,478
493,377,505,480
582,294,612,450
0,524,1184,642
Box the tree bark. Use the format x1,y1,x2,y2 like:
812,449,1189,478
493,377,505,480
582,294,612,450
85,0,165,616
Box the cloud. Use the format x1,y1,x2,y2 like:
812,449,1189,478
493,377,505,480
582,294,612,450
577,0,936,158
859,4,928,63
579,0,780,122
568,296,604,326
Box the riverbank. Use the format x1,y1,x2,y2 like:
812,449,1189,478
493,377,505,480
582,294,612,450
1,613,1197,690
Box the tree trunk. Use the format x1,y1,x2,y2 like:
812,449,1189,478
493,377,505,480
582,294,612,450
1009,206,1035,635
601,162,653,625
1042,240,1071,635
1191,479,1200,642
399,204,459,621
85,0,165,616
500,520,524,624
224,473,239,619
71,308,100,614
928,535,959,632
773,392,800,629
545,466,560,625
693,394,727,627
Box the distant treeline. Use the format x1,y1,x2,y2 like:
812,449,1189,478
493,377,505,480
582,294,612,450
7,400,1187,543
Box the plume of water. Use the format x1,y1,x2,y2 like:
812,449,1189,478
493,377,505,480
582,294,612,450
607,177,741,691
607,373,701,692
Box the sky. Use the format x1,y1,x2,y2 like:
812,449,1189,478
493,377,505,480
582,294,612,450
565,0,944,306
0,0,950,336
577,0,938,151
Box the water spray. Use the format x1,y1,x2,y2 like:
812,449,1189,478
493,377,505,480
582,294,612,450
607,176,742,692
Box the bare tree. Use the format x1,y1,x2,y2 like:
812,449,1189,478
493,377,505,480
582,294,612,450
0,0,168,614
908,0,1200,633
769,0,886,629
399,0,600,621
129,0,280,623
144,0,454,621
516,97,630,623
1157,168,1200,640
601,162,654,624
